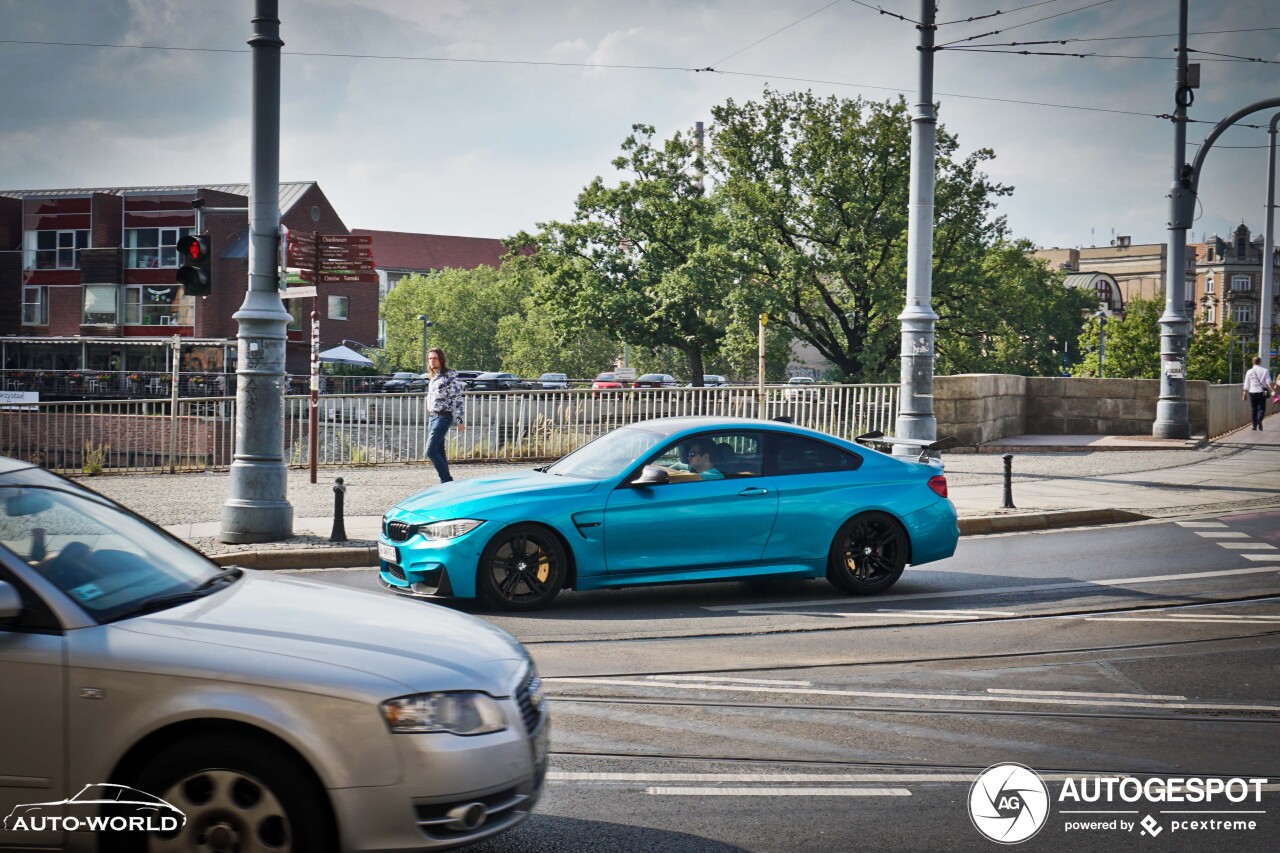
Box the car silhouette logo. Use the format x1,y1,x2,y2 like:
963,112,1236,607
4,783,186,833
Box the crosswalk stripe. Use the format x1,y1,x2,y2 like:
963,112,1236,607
645,786,911,797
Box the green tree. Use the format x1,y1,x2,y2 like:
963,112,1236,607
939,245,1095,376
496,297,620,380
712,90,1047,381
513,124,739,386
1072,297,1163,379
381,265,525,371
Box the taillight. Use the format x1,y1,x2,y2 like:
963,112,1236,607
928,475,948,498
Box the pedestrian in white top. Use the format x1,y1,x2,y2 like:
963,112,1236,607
1242,356,1274,431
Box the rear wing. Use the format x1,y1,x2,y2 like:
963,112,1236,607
854,431,959,463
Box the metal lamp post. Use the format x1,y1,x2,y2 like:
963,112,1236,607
416,314,433,371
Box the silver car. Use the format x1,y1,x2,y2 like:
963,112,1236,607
0,457,547,851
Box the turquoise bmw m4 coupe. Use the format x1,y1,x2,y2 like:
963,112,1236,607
378,417,958,611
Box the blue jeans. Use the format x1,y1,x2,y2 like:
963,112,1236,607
427,413,454,482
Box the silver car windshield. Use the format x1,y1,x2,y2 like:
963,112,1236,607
546,426,667,480
0,486,223,622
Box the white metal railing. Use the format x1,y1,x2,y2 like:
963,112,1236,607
1,384,899,475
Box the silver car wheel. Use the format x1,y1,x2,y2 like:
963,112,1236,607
151,769,290,853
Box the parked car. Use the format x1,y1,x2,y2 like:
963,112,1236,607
687,375,728,387
454,369,484,390
470,372,529,392
0,457,547,850
631,373,679,388
536,373,570,390
783,375,818,400
591,372,624,392
378,371,427,393
377,417,957,611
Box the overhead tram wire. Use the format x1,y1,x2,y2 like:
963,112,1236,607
846,0,918,25
936,0,1069,28
936,0,1119,49
1187,47,1280,66
953,25,1280,49
3,36,1267,130
939,47,1280,63
709,0,845,69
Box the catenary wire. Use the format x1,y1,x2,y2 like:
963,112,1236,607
710,0,845,68
936,0,1119,49
847,0,918,25
958,25,1280,48
936,0,1069,27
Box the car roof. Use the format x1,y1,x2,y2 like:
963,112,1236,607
617,415,853,443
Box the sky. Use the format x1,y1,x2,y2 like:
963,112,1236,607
1,0,1277,250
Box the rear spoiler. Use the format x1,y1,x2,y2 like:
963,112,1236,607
854,430,959,462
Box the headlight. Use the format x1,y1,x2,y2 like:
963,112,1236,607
420,519,483,540
380,692,507,735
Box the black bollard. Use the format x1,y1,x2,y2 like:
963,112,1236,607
330,477,347,542
1001,453,1016,509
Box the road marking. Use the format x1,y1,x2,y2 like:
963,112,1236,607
645,786,911,797
986,688,1188,700
1195,532,1250,538
648,675,813,686
740,610,992,620
878,609,1016,616
1177,522,1227,528
542,678,1280,713
1085,616,1280,624
1242,554,1280,561
702,565,1280,612
1161,613,1280,621
1219,543,1277,550
551,772,967,783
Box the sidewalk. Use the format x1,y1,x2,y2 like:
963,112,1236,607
84,413,1280,569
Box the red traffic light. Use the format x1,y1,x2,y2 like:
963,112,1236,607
177,234,211,265
175,233,212,296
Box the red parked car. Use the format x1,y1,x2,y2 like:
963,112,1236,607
592,372,624,391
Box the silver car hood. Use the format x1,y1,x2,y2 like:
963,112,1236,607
114,572,528,697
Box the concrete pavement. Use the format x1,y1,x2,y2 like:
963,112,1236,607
81,412,1280,569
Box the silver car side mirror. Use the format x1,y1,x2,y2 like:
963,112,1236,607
0,581,22,624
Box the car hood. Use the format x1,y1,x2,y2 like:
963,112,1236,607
392,471,600,520
116,573,529,696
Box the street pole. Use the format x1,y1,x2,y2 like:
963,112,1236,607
417,314,431,370
893,0,938,456
757,313,767,419
309,309,319,485
1260,113,1279,372
1153,0,1191,439
220,0,293,543
1098,314,1106,379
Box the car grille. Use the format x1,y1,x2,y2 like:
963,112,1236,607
384,563,406,581
385,520,416,542
515,668,543,733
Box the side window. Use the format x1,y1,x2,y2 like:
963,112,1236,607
0,564,62,633
767,434,863,476
646,432,763,483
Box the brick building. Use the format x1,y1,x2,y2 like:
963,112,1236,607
1033,237,1198,317
0,182,373,380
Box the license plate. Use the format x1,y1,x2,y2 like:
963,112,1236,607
378,542,399,564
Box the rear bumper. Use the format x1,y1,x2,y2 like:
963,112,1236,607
904,499,959,565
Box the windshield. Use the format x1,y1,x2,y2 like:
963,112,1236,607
0,485,225,623
546,426,667,480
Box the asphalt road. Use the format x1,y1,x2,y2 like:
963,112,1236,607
299,510,1280,852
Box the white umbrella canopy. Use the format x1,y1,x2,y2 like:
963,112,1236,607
317,345,374,367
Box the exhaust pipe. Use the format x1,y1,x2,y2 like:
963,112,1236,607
444,802,487,831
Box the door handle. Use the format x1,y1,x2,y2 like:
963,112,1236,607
737,487,768,496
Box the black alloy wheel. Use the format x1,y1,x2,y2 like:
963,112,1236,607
826,512,908,595
477,523,567,611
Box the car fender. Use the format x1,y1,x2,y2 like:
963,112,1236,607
465,490,607,588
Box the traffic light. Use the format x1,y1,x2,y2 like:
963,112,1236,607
176,233,212,296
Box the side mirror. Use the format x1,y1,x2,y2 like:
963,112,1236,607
632,466,670,487
0,581,22,624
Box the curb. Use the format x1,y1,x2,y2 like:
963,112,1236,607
958,508,1148,536
206,509,1151,570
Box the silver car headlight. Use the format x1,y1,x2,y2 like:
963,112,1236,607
380,692,507,735
420,519,483,540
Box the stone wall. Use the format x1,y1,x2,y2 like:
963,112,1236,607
936,374,1215,446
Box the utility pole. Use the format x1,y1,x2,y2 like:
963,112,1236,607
1153,0,1192,439
417,314,432,371
1261,113,1279,372
893,0,938,455
221,0,293,543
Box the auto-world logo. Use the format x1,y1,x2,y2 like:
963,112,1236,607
969,763,1051,844
3,783,186,834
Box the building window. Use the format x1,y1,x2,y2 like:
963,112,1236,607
1232,303,1255,324
124,285,193,326
1204,304,1215,324
125,227,193,269
24,229,89,269
22,286,50,325
82,284,119,325
1231,274,1251,292
1204,275,1214,293
328,296,349,320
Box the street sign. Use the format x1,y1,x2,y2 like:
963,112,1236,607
297,270,379,285
615,367,637,382
318,234,372,246
280,286,318,299
318,257,375,270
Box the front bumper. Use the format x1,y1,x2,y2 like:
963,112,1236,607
378,526,487,599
